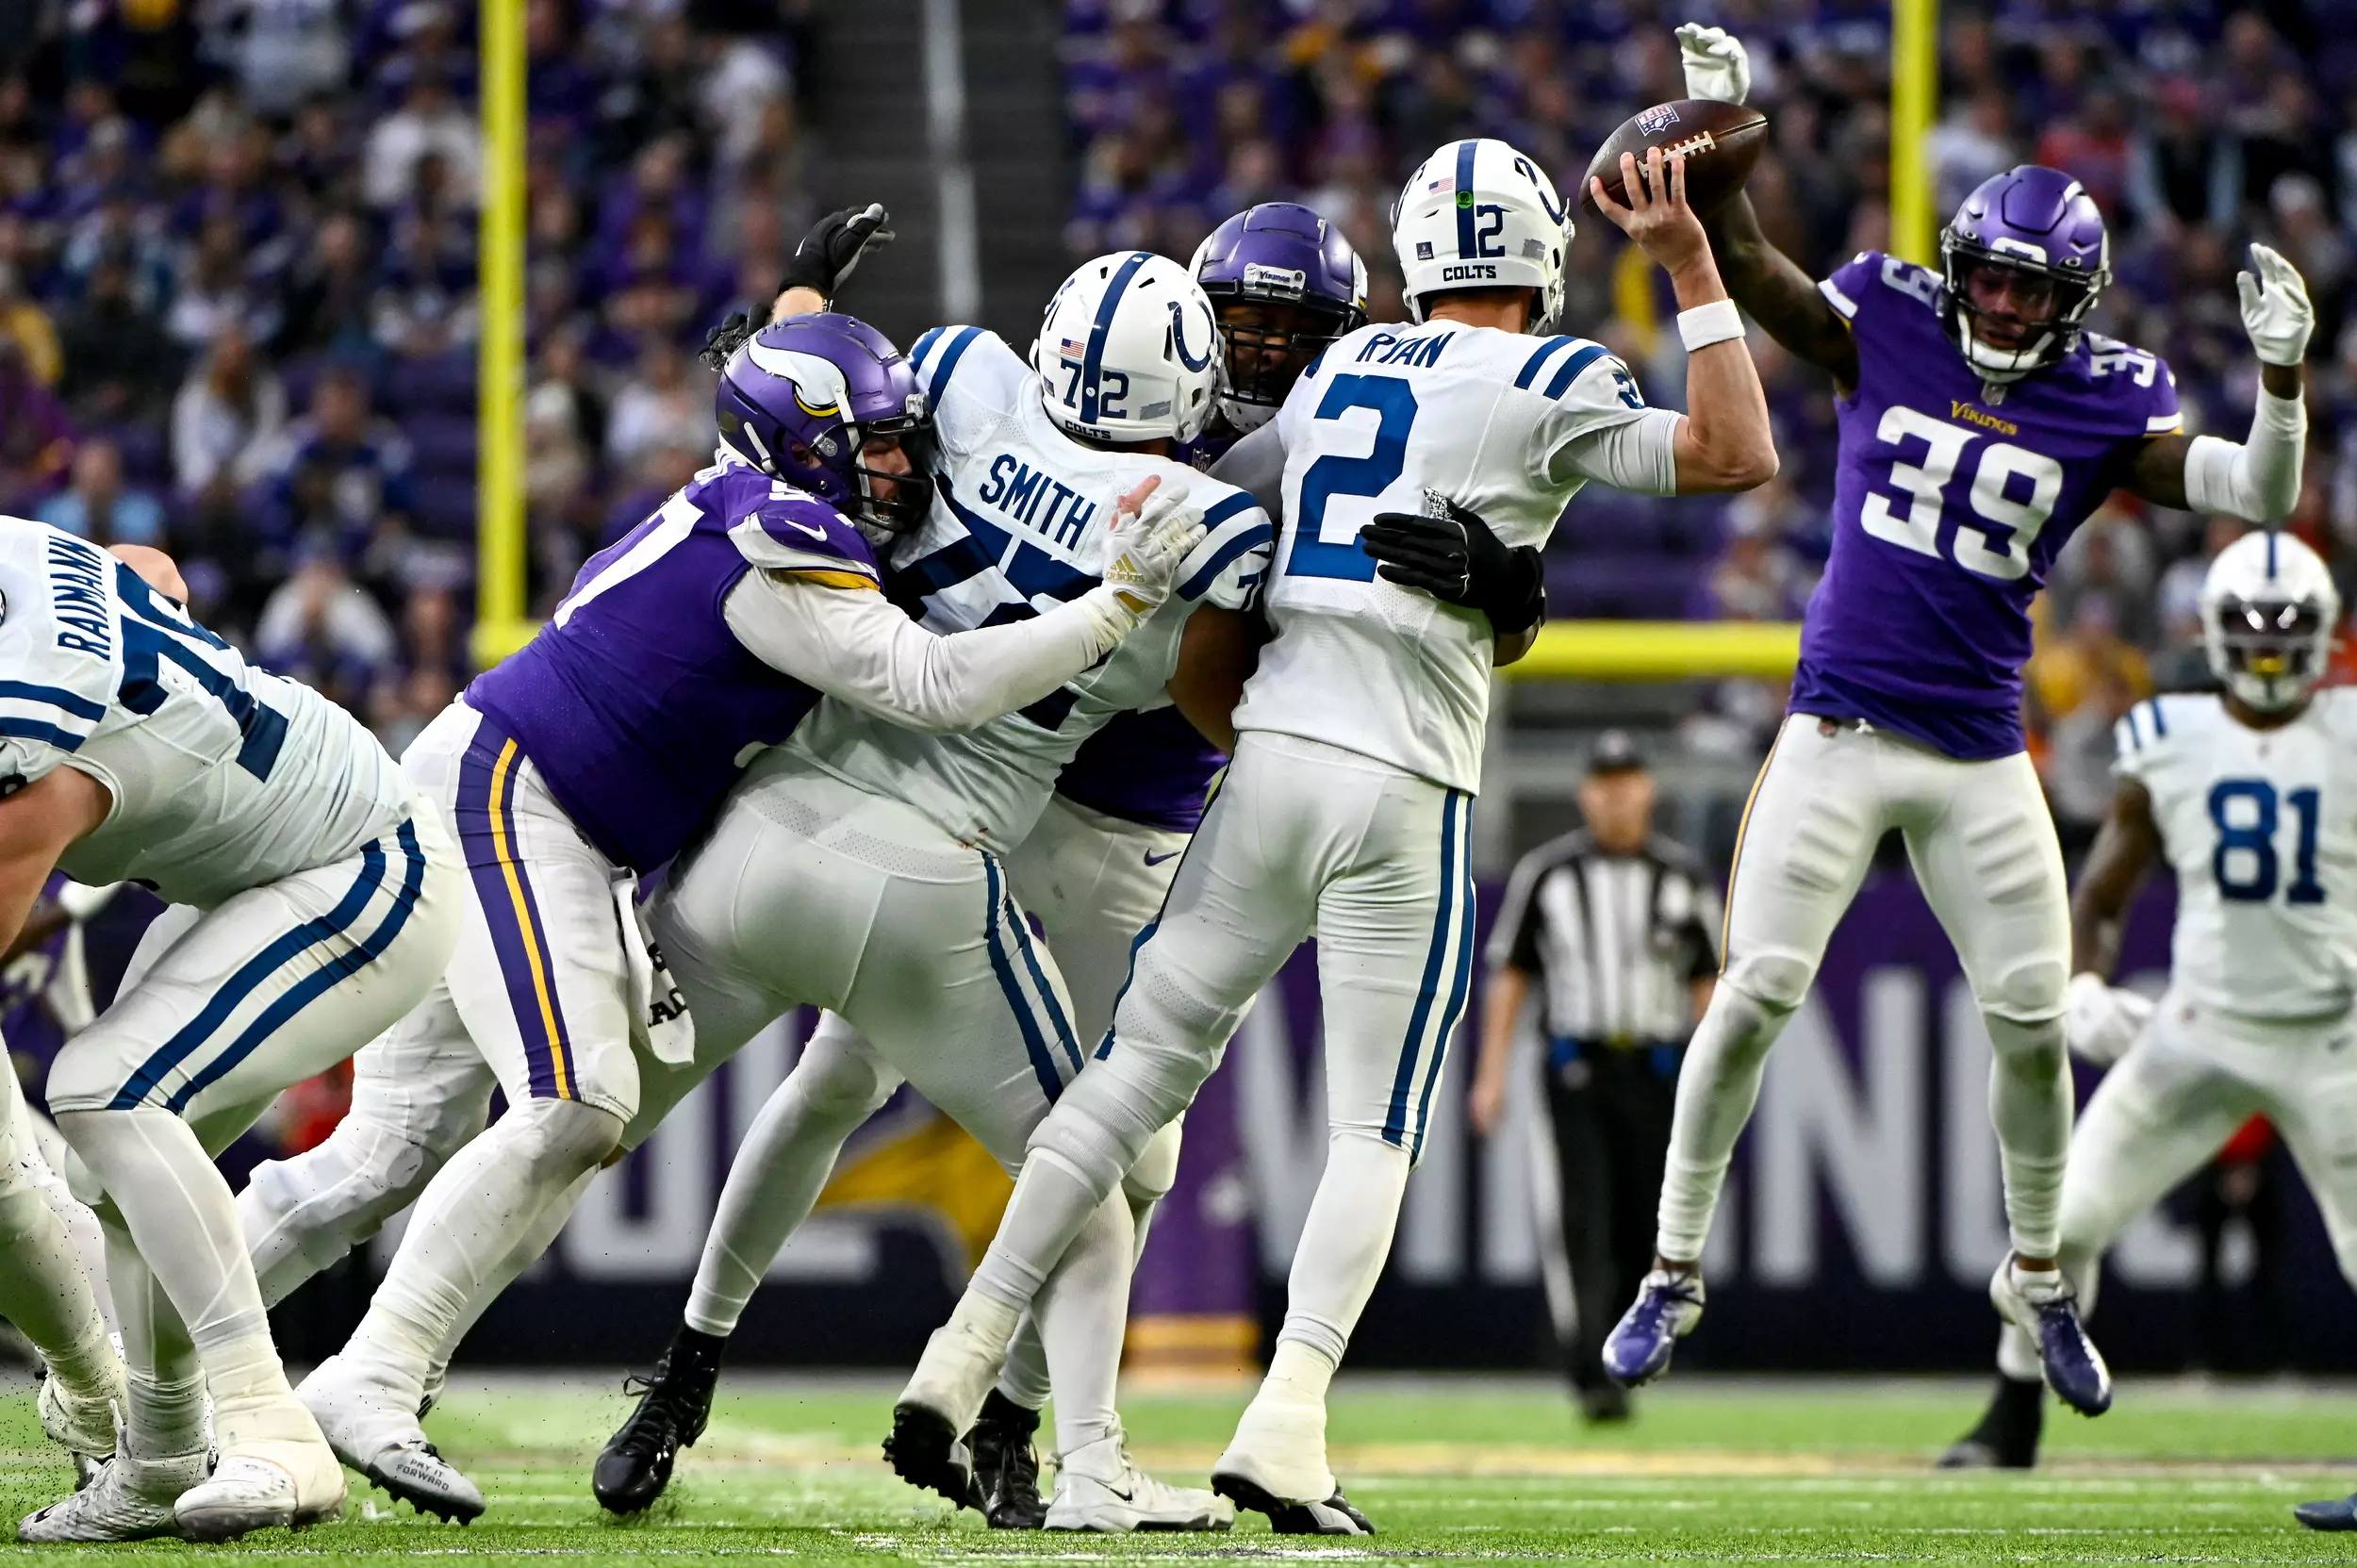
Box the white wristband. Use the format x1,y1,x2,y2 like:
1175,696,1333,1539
1677,298,1745,353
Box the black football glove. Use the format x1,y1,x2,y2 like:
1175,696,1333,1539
1360,498,1547,635
777,203,897,303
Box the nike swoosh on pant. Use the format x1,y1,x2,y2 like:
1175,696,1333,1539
1144,850,1180,866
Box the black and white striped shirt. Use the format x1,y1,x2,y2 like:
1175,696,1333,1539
1486,831,1722,1046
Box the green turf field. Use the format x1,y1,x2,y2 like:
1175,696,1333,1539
4,1372,2355,1563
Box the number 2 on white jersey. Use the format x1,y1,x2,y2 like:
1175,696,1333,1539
1859,404,2064,581
1287,373,1418,583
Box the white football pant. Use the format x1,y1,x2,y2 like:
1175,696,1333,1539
46,805,459,1458
966,731,1477,1444
677,792,1190,1411
1656,715,2072,1265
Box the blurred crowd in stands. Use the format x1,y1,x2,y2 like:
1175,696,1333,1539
1063,0,2357,844
0,0,812,757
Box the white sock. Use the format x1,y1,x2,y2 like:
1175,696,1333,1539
970,1148,1114,1312
1036,1194,1134,1456
105,1221,207,1454
430,1167,593,1382
58,1107,299,1446
0,1151,113,1399
1271,1134,1409,1378
1656,984,1789,1261
683,1031,895,1338
1986,1015,2070,1262
350,1097,619,1399
997,1313,1052,1411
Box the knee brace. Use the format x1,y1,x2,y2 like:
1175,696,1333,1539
1717,951,1814,1017
1122,1118,1183,1210
502,1096,626,1177
1977,958,2070,1032
796,1021,904,1123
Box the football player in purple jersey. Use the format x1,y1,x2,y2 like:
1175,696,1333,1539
588,206,1371,1529
1602,23,2316,1416
230,220,1208,1527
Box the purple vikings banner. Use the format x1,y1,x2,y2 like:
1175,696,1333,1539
148,867,2347,1372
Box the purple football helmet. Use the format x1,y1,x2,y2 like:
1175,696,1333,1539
1939,165,2111,379
1189,203,1369,429
711,312,933,532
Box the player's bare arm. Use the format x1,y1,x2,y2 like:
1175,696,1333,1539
2121,249,2311,519
2071,778,2161,979
1703,192,1859,391
1167,603,1264,753
1589,148,1777,493
0,768,109,959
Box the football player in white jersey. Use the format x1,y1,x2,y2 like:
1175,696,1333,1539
890,135,1775,1534
1936,529,2357,1476
0,529,463,1542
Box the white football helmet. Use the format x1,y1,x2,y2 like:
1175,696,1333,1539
1032,252,1220,444
1392,138,1574,331
2201,529,2340,713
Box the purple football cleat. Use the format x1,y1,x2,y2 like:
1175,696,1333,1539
1601,1269,1706,1388
1988,1262,2112,1417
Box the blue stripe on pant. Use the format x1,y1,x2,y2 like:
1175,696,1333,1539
111,822,427,1112
1384,788,1470,1151
982,854,1070,1103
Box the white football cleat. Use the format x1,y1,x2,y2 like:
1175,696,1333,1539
38,1362,124,1489
18,1426,206,1543
1046,1426,1233,1532
173,1446,347,1543
301,1353,485,1523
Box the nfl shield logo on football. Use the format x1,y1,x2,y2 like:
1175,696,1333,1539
1636,103,1680,135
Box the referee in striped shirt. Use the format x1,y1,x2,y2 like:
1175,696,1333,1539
1470,732,1720,1421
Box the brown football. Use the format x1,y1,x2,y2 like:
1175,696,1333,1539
1580,99,1769,219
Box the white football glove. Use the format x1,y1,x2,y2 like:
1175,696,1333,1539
1676,23,1751,105
1100,484,1207,621
2238,243,2314,368
2063,971,2154,1067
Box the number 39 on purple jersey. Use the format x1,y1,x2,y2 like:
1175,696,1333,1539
1788,250,2183,762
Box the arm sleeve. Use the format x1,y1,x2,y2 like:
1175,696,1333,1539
1536,352,1678,494
722,570,1129,733
1207,421,1287,520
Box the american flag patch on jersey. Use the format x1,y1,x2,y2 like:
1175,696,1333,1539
1636,102,1681,135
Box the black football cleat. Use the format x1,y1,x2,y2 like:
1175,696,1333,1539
969,1391,1047,1529
1937,1376,2043,1469
884,1401,984,1511
1211,1472,1375,1535
593,1327,726,1514
2294,1493,2357,1530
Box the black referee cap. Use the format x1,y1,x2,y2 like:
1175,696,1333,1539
1586,730,1646,777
